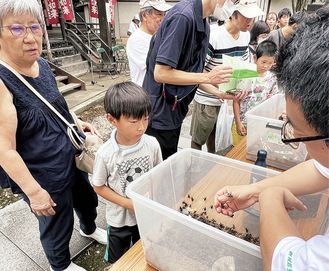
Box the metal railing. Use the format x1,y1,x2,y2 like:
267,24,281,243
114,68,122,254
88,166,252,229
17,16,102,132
64,21,113,66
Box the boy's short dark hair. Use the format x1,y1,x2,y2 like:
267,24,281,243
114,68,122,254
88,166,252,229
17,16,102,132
255,40,277,59
278,8,292,19
104,81,152,120
249,20,270,45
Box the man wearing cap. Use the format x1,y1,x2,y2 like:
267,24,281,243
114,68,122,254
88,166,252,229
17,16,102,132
127,14,140,36
127,0,172,86
190,0,264,153
143,0,243,160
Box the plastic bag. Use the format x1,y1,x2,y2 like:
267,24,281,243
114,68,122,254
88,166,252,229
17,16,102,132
215,101,234,152
220,55,258,92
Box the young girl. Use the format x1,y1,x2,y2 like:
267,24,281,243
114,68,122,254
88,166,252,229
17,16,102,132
232,40,278,145
266,11,278,32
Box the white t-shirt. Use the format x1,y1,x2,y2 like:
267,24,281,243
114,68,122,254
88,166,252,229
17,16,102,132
127,21,139,35
126,28,152,87
271,235,329,271
92,129,162,227
271,160,329,271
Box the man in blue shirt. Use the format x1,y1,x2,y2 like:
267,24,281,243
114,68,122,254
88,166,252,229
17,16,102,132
143,0,239,159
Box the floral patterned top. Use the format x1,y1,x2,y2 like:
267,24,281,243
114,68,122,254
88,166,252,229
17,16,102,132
236,71,278,123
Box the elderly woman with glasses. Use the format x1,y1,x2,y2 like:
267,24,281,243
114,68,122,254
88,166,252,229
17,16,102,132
0,1,106,270
213,5,329,271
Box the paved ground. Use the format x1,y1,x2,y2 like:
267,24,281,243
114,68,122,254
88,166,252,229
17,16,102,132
0,71,197,271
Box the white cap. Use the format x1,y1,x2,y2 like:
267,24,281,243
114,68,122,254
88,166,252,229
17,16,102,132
233,0,264,18
133,14,140,21
139,0,172,12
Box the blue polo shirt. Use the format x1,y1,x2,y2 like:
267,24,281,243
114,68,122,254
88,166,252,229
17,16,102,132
143,0,209,130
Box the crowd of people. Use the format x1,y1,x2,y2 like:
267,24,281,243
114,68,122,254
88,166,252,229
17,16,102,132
0,0,328,270
115,1,329,270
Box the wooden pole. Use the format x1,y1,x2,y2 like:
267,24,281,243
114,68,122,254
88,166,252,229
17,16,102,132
97,0,114,60
38,0,53,61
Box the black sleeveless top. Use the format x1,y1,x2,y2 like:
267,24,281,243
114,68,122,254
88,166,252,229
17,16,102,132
0,58,86,194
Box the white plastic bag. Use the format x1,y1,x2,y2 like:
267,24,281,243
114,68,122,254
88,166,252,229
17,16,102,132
215,101,233,152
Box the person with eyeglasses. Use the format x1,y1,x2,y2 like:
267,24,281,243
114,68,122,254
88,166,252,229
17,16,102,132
213,5,329,271
0,1,107,270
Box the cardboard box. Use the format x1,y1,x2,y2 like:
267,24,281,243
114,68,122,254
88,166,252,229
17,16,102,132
245,94,307,170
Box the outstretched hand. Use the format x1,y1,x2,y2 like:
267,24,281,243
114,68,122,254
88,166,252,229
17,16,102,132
221,90,249,100
213,185,260,217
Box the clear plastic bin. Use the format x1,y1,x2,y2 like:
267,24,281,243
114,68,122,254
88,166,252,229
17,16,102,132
127,149,328,271
245,94,307,170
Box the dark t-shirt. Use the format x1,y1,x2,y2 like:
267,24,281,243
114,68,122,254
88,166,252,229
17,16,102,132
267,28,285,49
143,0,209,130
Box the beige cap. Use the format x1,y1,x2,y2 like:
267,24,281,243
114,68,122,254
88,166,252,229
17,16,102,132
233,0,264,18
139,0,172,12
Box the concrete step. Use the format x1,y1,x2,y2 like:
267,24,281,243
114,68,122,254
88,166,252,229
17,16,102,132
48,46,79,58
55,75,68,82
43,39,71,49
60,60,89,77
59,83,82,94
52,54,84,67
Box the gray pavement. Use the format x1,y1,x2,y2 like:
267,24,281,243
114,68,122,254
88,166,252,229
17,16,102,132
0,72,196,271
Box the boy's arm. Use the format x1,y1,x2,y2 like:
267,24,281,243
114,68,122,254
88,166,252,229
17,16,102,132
93,185,134,213
233,99,246,135
232,99,241,125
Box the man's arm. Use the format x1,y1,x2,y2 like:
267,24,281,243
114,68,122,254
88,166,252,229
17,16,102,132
259,187,306,270
154,64,233,86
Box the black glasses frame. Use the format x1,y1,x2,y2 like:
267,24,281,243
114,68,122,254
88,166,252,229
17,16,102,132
281,121,329,149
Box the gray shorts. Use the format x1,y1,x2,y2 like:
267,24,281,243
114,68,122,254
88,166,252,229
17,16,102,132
190,101,221,145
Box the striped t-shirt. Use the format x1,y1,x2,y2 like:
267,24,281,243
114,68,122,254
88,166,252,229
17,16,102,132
194,24,250,106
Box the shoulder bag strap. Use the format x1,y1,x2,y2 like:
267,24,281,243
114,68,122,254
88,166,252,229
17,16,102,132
0,59,83,145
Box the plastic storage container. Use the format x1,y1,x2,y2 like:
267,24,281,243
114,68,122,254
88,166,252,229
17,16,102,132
245,94,307,170
127,149,328,271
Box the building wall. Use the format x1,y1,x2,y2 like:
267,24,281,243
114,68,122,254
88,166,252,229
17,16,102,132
268,0,293,14
115,2,140,38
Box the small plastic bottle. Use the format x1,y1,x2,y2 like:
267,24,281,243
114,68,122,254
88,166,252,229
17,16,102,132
255,150,267,167
250,150,267,184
